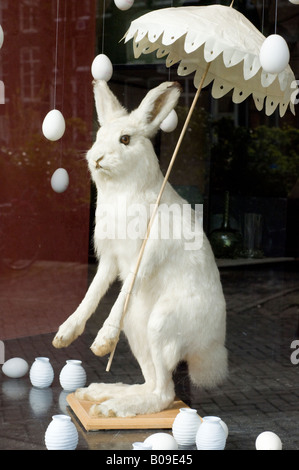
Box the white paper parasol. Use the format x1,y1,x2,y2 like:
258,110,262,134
124,4,297,116
106,4,297,370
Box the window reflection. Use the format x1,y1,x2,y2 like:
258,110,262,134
20,47,40,102
0,0,96,339
20,0,39,33
0,0,298,341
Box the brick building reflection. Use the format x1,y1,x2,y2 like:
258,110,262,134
0,0,96,263
0,1,97,339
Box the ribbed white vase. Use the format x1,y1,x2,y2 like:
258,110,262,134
172,408,202,447
45,415,78,450
59,360,86,392
195,416,226,450
29,357,54,389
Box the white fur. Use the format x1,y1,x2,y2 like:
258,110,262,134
53,80,228,417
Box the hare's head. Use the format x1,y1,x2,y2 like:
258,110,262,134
86,80,181,186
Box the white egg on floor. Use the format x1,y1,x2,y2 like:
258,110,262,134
51,168,69,193
144,432,178,450
255,431,282,450
91,54,113,81
2,357,29,378
42,109,66,141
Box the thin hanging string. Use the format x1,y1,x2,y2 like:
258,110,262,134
59,0,67,167
102,0,106,54
274,0,278,34
53,0,60,109
61,0,67,114
168,0,173,81
262,0,265,35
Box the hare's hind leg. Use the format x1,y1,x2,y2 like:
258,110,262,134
89,300,179,417
76,302,156,404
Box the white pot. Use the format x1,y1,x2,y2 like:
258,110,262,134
172,408,202,447
45,415,78,450
29,357,54,389
195,416,226,450
59,360,86,392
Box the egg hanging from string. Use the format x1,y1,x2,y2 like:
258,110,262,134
0,25,4,49
114,0,135,11
51,168,69,193
259,34,290,74
91,54,113,81
160,109,178,133
42,109,66,141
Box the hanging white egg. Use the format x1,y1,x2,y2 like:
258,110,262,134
51,168,69,193
259,34,290,74
42,109,66,141
0,25,4,49
160,109,178,133
255,431,282,450
114,0,134,11
289,0,299,4
2,357,29,379
143,433,178,450
91,54,113,81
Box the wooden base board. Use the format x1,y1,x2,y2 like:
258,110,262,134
67,393,189,431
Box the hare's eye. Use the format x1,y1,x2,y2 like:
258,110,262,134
120,135,130,146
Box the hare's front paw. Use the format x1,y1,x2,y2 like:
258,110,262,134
90,324,120,357
52,316,84,348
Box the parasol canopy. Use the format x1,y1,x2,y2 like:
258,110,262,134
124,4,297,116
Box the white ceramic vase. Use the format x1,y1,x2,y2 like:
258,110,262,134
59,359,86,391
195,416,227,450
45,415,78,450
29,357,54,389
172,408,202,447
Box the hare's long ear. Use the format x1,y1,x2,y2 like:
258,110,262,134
93,80,127,126
131,81,181,137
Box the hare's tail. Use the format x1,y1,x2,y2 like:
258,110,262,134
187,343,228,389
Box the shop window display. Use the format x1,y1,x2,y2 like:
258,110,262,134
0,0,298,338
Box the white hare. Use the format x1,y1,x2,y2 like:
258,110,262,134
53,80,227,417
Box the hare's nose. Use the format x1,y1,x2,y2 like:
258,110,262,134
95,156,104,169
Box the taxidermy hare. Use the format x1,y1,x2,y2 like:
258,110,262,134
53,80,227,417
